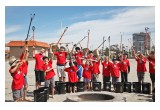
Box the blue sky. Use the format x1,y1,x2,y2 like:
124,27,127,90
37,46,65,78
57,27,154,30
5,6,155,50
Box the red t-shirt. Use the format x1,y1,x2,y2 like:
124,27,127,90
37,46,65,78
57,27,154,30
20,53,28,74
136,58,147,72
74,52,83,65
120,59,130,73
92,61,100,74
64,66,78,83
54,52,68,65
34,53,44,71
82,64,92,79
147,56,155,74
9,65,24,90
43,60,56,80
102,61,111,77
110,63,121,77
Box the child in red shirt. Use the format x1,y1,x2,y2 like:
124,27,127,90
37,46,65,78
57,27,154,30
64,60,78,93
81,60,93,91
101,56,112,84
33,47,45,90
120,54,130,82
110,58,121,85
52,46,68,82
92,55,100,82
133,49,147,83
74,47,83,81
146,50,155,90
43,56,56,98
9,56,25,101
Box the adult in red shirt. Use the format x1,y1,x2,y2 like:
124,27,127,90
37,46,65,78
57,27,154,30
64,61,78,93
81,60,93,91
120,54,130,82
133,49,147,83
101,56,112,84
110,58,121,84
92,55,100,82
52,46,68,82
146,50,155,90
43,56,56,98
9,56,25,101
33,47,45,90
74,47,83,81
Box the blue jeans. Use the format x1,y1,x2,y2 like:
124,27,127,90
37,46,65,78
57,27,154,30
77,65,82,79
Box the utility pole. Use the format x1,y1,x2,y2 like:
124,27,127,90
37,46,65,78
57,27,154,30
102,36,105,56
145,27,149,55
108,36,110,58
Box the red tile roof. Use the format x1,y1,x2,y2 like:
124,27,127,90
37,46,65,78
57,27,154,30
6,40,50,48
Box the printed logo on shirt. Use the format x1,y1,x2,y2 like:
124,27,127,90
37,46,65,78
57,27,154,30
85,68,89,71
70,69,73,72
123,62,126,65
114,65,117,68
60,54,63,56
47,67,50,69
105,66,108,69
18,71,21,74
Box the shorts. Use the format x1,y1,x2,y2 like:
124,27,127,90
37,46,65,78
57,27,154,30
150,73,155,83
103,76,110,84
77,65,83,79
57,65,66,78
12,87,23,101
112,77,119,84
24,74,28,86
35,70,45,83
83,78,91,83
137,72,145,82
69,82,76,87
45,77,55,88
92,74,99,82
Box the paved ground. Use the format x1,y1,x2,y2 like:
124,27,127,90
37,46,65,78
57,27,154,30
5,59,153,102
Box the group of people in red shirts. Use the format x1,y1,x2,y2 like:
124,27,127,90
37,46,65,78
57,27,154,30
8,45,155,101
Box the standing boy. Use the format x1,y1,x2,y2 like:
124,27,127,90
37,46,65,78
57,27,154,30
64,60,78,93
33,47,45,89
74,47,83,81
120,54,130,82
52,46,68,82
133,49,147,83
9,56,25,101
43,56,56,98
101,56,111,84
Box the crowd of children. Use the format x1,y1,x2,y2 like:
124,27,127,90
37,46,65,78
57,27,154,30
8,45,155,101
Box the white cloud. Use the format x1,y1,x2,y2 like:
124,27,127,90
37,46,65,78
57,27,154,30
6,7,155,51
5,25,22,34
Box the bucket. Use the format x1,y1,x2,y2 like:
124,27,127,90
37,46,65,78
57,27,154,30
55,81,62,91
114,82,124,93
124,82,131,93
33,89,47,102
142,82,151,94
92,82,101,91
38,87,49,100
57,82,66,94
77,82,85,92
132,82,141,93
103,81,111,91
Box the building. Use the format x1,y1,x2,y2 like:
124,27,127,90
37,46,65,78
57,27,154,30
6,40,50,58
132,32,151,54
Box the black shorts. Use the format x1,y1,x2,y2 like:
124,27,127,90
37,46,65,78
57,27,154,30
69,82,76,88
35,70,45,82
150,73,155,83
